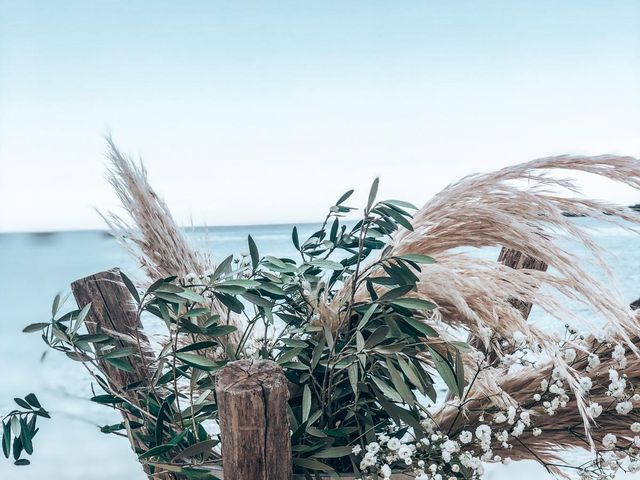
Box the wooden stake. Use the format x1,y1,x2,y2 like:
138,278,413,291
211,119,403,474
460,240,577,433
216,359,292,480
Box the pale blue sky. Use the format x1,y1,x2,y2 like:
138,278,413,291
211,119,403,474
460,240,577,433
1,1,639,232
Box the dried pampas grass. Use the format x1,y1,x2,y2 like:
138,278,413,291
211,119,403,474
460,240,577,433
100,138,640,474
101,136,213,281
100,137,243,344
322,154,640,459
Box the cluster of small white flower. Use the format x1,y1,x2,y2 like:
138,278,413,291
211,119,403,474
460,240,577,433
512,332,640,478
351,409,537,480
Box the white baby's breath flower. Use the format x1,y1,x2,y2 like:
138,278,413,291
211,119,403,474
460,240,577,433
563,348,577,363
458,430,473,444
631,422,640,433
602,433,617,449
579,376,593,393
507,406,517,424
589,402,603,418
366,442,380,454
532,428,542,437
494,412,507,424
616,400,633,415
397,445,412,460
386,438,401,451
513,330,526,346
587,354,600,371
612,344,627,369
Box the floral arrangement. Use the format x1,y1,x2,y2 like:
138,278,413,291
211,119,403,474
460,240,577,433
4,139,640,480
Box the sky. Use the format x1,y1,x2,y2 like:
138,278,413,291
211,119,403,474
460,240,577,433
0,1,639,232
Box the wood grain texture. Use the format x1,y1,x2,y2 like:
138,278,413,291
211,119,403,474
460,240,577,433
216,359,292,480
71,268,153,389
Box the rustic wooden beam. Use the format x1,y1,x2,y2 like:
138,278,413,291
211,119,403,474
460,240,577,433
215,359,292,480
71,268,164,478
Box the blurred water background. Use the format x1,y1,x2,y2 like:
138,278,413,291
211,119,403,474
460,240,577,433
1,218,640,479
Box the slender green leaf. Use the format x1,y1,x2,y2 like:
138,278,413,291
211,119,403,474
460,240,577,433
138,444,173,459
455,348,465,398
364,326,389,349
175,353,219,371
385,358,415,405
172,439,217,460
314,446,353,458
367,177,379,211
309,259,344,271
356,304,378,330
429,347,458,398
292,226,300,250
73,302,92,333
248,235,259,270
336,189,354,206
51,293,61,317
105,357,134,373
2,421,11,458
22,323,49,333
371,376,402,403
390,297,436,310
348,363,359,394
120,271,140,303
397,254,436,264
302,385,311,422
24,394,41,409
19,418,32,455
103,347,136,359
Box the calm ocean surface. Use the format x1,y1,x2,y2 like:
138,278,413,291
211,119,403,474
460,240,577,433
1,219,640,479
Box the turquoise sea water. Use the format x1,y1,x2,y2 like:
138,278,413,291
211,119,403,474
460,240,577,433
1,219,640,479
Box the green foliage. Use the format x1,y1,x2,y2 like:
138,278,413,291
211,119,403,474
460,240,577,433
1,394,49,466
10,179,467,478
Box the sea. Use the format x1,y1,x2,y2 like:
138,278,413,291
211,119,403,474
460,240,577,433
1,219,640,479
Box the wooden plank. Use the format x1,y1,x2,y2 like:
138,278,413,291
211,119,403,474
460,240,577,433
216,359,292,480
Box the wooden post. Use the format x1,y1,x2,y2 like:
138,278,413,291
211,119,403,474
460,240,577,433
71,268,163,478
468,248,548,363
216,359,292,480
497,247,548,319
71,268,154,389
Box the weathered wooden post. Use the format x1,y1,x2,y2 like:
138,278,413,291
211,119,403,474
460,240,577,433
468,248,548,361
71,268,171,478
71,268,154,389
215,359,292,480
497,247,548,319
